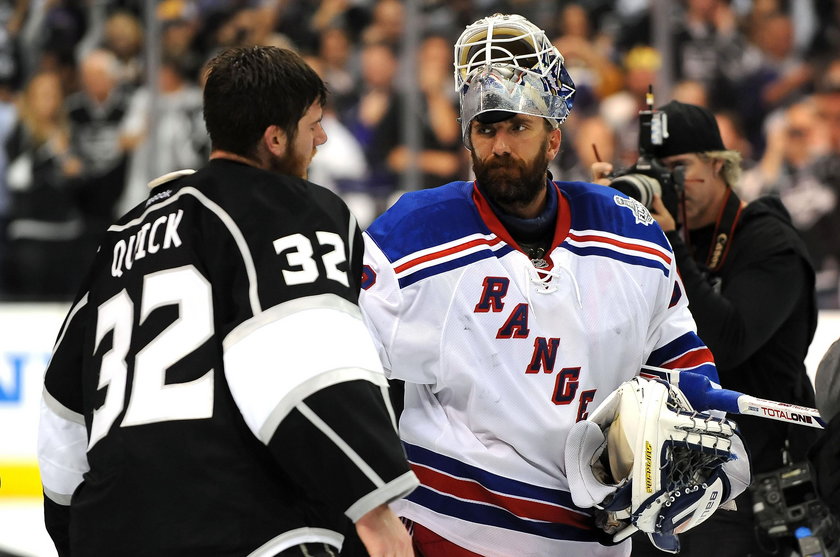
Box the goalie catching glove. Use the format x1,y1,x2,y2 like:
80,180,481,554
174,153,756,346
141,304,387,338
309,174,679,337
565,376,750,553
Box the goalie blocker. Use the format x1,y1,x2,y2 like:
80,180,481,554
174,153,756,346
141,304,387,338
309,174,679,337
565,376,751,554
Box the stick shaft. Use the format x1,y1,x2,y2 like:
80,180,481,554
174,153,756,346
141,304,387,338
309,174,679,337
736,395,826,429
639,366,825,429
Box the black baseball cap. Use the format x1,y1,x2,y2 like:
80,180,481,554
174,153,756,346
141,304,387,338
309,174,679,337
654,100,725,158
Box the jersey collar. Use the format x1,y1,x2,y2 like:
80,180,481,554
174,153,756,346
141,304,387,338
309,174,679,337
471,181,572,257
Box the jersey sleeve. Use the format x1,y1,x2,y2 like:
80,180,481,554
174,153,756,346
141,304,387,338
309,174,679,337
642,231,721,386
358,232,441,387
38,294,92,554
221,208,417,522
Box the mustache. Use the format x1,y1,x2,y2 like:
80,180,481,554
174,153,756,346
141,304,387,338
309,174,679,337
482,154,521,170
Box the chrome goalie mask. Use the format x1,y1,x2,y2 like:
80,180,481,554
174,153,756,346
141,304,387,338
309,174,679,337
454,13,576,147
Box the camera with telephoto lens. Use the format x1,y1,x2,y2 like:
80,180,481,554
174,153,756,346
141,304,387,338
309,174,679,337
750,461,840,556
608,88,683,218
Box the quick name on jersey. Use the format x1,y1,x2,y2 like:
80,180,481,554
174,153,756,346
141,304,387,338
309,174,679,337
111,209,184,277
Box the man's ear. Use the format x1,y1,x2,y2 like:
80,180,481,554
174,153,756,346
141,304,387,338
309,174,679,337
263,125,287,157
547,128,562,160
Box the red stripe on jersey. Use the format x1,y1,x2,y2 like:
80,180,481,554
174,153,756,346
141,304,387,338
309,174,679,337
660,347,715,370
394,236,504,274
411,522,484,557
472,182,572,259
411,463,591,529
567,232,672,265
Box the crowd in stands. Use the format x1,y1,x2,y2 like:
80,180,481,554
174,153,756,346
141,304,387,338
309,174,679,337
0,0,839,307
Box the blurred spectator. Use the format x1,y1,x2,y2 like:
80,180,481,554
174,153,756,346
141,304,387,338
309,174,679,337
551,2,622,117
0,82,15,225
742,90,840,308
379,34,463,192
101,11,145,88
159,1,205,84
65,48,133,245
316,26,357,114
566,114,617,182
599,45,662,169
671,78,709,107
340,41,401,212
807,0,840,65
0,0,26,91
803,68,840,308
197,5,262,57
17,0,86,82
3,0,839,304
714,108,756,173
671,0,746,110
117,55,205,215
739,11,814,155
361,0,404,50
310,0,372,43
302,55,371,227
744,100,824,199
1,71,87,300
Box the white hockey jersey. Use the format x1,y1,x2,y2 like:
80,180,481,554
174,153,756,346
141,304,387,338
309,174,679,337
360,180,719,557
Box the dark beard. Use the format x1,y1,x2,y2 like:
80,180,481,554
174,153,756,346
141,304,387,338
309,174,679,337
264,143,312,179
472,144,549,210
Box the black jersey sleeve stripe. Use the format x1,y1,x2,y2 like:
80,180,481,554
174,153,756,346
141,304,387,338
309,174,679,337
295,403,418,521
297,401,387,487
223,294,388,442
344,471,419,522
245,527,344,557
183,187,262,315
43,388,84,424
222,293,362,350
258,368,388,444
379,384,399,432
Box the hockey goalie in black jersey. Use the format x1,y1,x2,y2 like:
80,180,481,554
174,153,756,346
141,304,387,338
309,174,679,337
37,46,418,557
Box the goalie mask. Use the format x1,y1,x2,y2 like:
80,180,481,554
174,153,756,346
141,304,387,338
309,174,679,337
454,13,576,148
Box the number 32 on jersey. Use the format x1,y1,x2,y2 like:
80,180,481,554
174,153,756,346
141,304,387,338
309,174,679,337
89,231,349,450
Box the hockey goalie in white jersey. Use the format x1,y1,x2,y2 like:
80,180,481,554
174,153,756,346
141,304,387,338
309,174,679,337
359,13,750,557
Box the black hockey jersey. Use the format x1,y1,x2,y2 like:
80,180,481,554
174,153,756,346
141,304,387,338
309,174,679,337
38,159,418,556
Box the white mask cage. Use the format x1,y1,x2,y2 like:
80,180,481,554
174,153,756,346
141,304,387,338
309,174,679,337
453,13,576,147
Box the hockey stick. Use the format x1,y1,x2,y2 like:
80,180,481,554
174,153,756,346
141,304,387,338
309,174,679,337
639,365,826,429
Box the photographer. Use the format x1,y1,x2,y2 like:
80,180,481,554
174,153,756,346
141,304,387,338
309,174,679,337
594,100,819,556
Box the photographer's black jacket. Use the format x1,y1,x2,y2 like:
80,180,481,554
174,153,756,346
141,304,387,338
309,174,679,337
667,194,818,473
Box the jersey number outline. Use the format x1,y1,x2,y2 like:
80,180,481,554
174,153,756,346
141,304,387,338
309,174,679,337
88,265,214,450
273,232,349,287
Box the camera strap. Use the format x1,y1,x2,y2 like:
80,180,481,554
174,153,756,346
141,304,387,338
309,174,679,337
705,188,745,272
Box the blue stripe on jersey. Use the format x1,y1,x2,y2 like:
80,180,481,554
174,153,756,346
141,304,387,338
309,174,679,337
562,242,670,275
366,182,484,263
397,244,517,288
647,332,720,384
403,443,597,542
407,485,600,543
559,182,672,252
405,443,574,503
